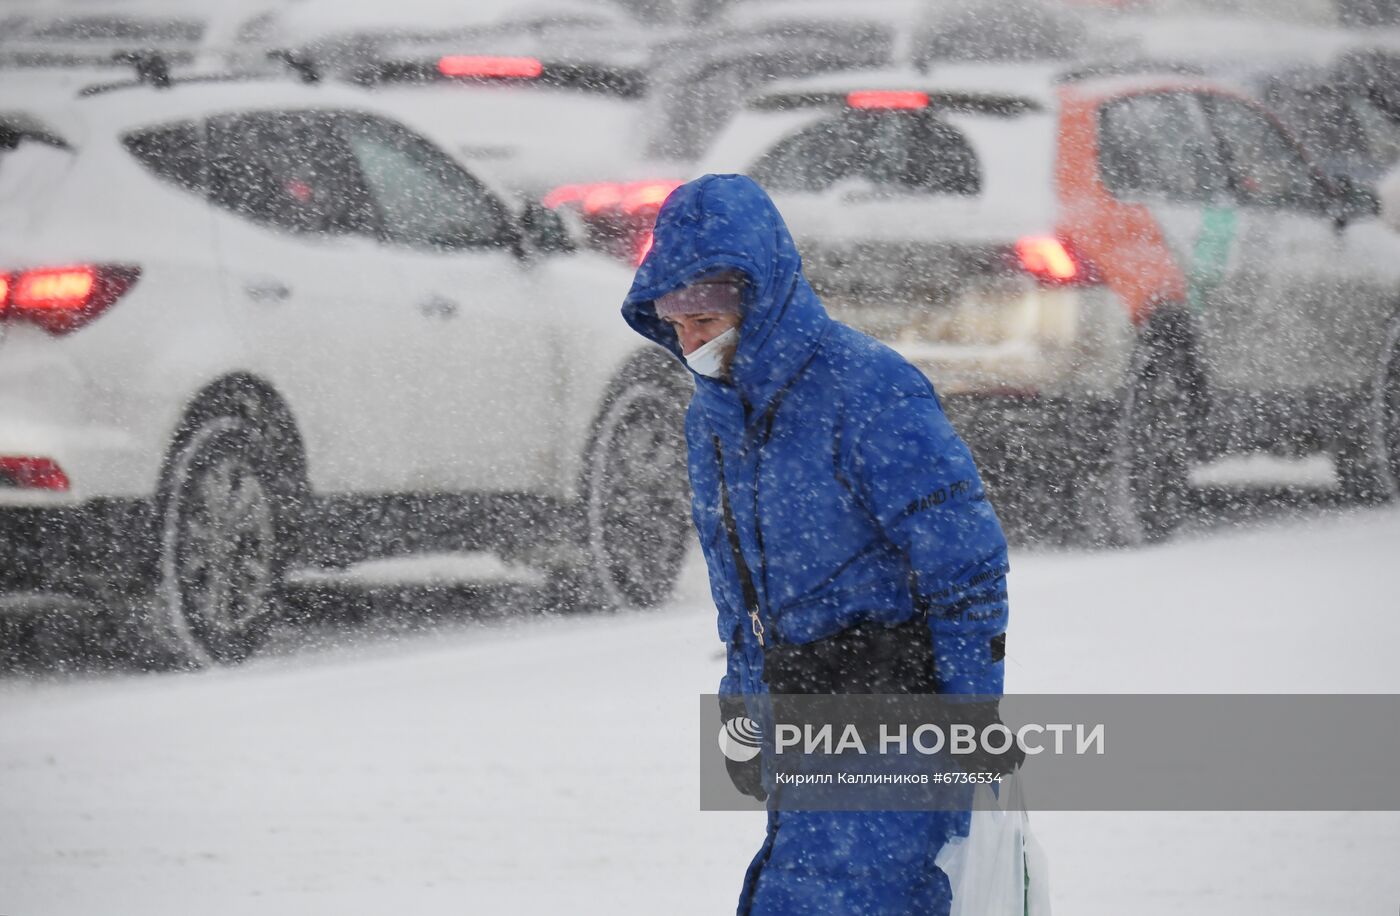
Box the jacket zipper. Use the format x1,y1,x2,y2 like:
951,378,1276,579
750,441,769,648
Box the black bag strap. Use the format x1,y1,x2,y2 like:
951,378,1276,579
712,435,766,647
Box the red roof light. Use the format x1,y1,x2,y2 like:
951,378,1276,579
846,90,930,110
438,56,543,79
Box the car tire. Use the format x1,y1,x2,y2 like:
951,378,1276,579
1078,337,1194,546
149,416,299,665
572,373,691,612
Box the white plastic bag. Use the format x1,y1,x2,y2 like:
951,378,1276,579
934,774,1051,916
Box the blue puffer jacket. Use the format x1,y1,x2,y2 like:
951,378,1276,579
623,175,1010,916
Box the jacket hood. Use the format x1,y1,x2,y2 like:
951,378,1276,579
621,174,830,422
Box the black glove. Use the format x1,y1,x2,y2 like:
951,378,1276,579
724,741,768,802
948,700,1025,777
719,696,767,802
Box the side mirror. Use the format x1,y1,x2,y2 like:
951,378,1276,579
519,201,575,255
1330,174,1380,226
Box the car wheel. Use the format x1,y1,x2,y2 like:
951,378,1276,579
153,416,294,665
1079,341,1193,546
578,375,690,611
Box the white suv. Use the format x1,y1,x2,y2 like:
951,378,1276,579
0,75,691,665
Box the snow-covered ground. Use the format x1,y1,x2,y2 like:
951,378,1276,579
3,495,1399,914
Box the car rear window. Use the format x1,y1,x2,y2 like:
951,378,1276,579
123,122,207,193
208,111,379,238
750,110,981,195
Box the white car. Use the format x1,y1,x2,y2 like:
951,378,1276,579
0,2,268,71
700,64,1400,542
0,74,691,665
255,12,683,264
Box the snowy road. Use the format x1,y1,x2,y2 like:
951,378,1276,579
3,489,1400,914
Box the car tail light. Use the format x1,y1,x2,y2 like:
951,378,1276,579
0,457,70,491
635,230,654,265
582,184,624,215
620,182,679,212
1,264,140,334
846,90,929,110
541,184,588,209
438,56,543,79
1014,237,1098,286
543,180,682,216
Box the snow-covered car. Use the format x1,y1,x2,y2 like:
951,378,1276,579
0,75,692,665
324,47,683,264
700,65,1400,542
0,3,264,71
245,1,682,265
1243,51,1400,192
644,0,925,159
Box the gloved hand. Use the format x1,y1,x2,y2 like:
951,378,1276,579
724,743,767,802
718,698,767,802
948,700,1025,777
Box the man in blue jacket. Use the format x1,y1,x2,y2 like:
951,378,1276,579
622,174,1015,915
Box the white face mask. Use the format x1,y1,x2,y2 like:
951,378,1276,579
685,326,739,379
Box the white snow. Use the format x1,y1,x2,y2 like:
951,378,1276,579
288,551,545,588
1188,454,1339,490
3,504,1400,914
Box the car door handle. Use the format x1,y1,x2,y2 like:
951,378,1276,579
244,279,291,303
418,295,459,319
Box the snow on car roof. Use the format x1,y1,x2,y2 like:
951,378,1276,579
1087,11,1400,69
67,77,374,126
34,75,659,202
356,83,658,193
266,0,627,46
718,0,927,29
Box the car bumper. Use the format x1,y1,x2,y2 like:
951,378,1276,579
0,499,153,595
0,325,169,505
940,392,1123,475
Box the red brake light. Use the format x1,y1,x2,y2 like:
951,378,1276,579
635,230,654,265
621,181,680,212
846,90,929,110
544,180,683,216
0,457,70,491
0,272,10,312
1015,237,1095,285
4,264,141,334
541,184,587,209
582,184,624,215
438,56,543,79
